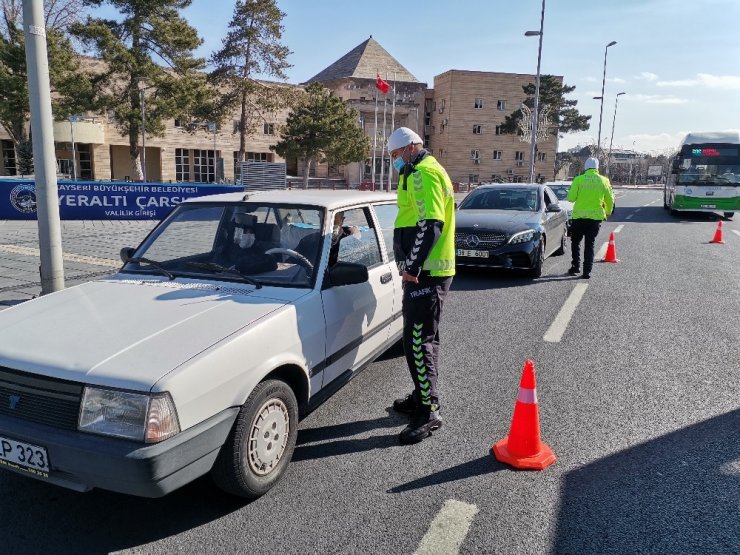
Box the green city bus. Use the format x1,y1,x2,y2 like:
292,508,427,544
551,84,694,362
664,131,739,219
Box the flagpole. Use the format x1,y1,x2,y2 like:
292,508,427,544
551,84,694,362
379,78,387,190
388,71,397,192
372,85,378,189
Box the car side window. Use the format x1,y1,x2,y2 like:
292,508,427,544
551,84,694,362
333,207,382,268
371,203,398,261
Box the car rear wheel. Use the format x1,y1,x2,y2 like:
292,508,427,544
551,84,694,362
212,380,298,498
527,241,545,278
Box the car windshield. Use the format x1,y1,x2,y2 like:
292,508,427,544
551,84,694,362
677,162,740,184
459,189,539,211
121,202,325,288
549,185,571,200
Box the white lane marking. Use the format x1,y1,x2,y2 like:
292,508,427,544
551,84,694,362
596,242,608,260
732,230,740,238
625,214,634,220
414,499,478,555
544,283,589,343
614,224,624,234
0,244,119,268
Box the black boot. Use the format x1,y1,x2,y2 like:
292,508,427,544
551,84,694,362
392,391,418,414
399,404,442,444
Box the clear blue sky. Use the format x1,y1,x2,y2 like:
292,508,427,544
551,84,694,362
94,0,740,154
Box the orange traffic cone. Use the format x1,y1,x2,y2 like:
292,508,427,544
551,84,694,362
492,360,556,470
602,232,619,262
709,220,724,244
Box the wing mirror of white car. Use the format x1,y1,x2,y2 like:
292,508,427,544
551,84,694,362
120,246,135,263
327,262,369,287
546,203,562,213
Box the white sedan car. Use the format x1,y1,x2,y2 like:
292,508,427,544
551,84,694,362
0,190,402,498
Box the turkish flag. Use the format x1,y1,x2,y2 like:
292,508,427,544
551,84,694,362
376,73,390,94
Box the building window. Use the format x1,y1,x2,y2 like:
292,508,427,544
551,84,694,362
491,174,501,182
78,144,92,179
495,125,503,135
497,100,506,111
193,149,215,183
263,123,275,135
537,152,547,162
515,151,524,161
493,150,503,160
472,124,482,135
2,140,17,175
233,120,242,133
174,119,183,129
176,148,190,182
468,174,479,184
471,150,480,163
474,98,484,109
439,99,446,113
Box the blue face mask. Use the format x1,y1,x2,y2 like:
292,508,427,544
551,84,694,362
393,157,405,173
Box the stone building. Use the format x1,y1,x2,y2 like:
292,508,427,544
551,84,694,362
0,38,561,185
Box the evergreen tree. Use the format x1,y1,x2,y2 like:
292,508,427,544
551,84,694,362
272,83,369,188
0,1,91,173
499,75,591,139
209,0,293,164
71,0,218,181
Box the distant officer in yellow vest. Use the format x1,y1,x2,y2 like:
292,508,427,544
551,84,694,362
387,127,455,444
567,157,614,279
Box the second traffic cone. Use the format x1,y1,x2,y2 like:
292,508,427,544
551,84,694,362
492,359,556,470
602,231,619,262
709,220,724,244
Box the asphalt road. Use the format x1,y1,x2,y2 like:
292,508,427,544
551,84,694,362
0,189,738,554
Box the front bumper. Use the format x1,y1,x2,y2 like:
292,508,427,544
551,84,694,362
455,239,539,270
0,407,239,497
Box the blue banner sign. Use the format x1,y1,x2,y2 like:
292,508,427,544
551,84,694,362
0,180,242,220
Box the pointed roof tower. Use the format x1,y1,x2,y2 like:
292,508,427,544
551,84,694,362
305,36,420,84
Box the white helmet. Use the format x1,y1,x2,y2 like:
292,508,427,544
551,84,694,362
387,127,423,152
584,157,599,170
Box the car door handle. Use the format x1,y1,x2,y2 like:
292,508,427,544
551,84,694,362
380,272,393,284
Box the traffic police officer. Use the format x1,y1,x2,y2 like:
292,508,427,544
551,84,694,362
387,127,455,444
567,157,614,279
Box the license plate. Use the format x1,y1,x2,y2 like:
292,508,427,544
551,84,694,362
0,435,50,474
456,249,489,258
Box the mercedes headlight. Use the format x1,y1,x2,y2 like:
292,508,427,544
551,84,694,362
508,230,536,244
79,387,180,443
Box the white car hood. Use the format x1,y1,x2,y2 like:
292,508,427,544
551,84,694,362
0,276,303,390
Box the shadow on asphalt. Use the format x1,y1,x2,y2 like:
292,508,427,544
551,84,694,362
0,472,248,554
609,205,731,224
387,454,506,493
293,410,406,462
451,265,574,291
553,409,740,554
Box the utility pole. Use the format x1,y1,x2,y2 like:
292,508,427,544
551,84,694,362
23,0,64,293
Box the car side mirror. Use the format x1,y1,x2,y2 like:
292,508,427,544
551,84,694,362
120,247,135,263
454,202,458,209
327,261,369,287
546,203,562,213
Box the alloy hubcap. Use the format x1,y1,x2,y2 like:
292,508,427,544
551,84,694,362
247,399,289,476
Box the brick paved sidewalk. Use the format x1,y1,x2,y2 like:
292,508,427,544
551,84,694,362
0,220,156,307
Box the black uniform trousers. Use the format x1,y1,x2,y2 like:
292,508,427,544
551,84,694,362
570,218,601,275
402,276,452,408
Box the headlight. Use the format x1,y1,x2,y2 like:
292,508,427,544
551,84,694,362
508,230,536,244
79,387,180,443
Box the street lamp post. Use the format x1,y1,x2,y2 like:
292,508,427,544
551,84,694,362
68,115,81,180
596,40,617,157
525,0,546,183
607,91,626,179
137,79,148,182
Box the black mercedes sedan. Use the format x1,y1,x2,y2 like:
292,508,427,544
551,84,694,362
455,183,568,277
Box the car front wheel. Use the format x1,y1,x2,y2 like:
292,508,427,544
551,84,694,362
527,241,545,278
212,380,298,498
